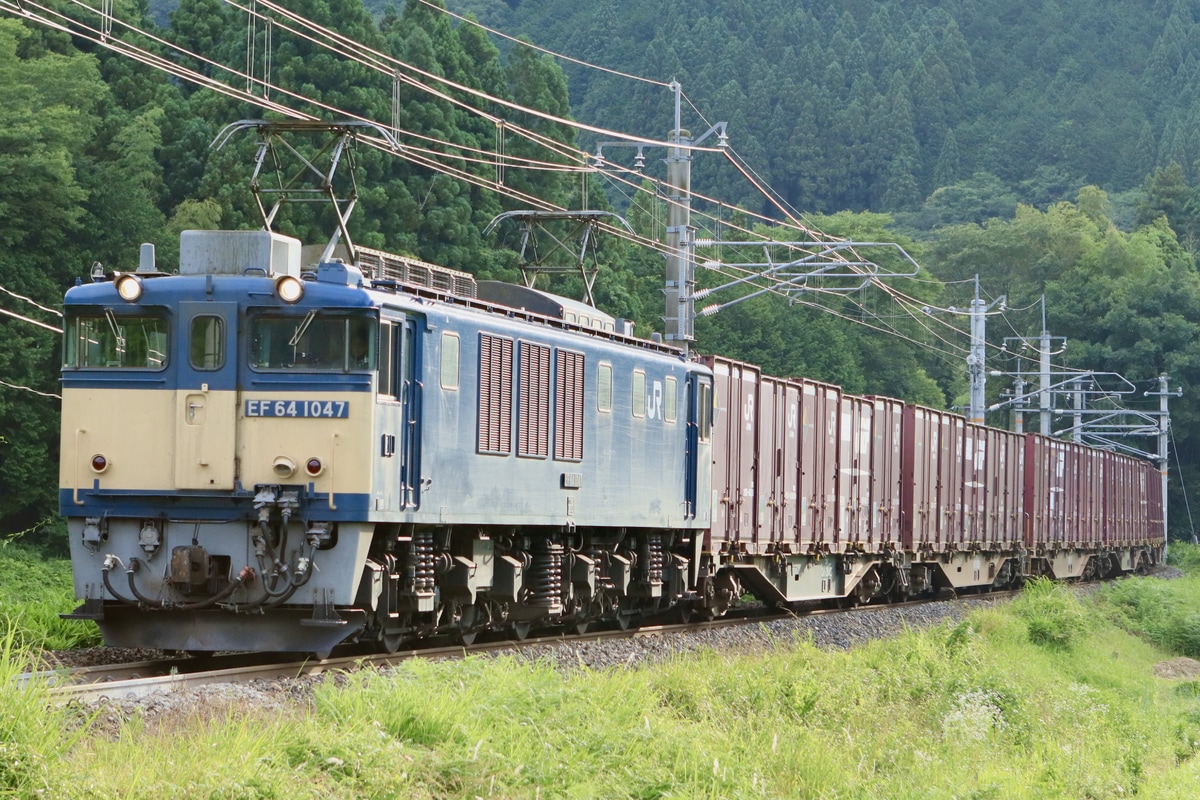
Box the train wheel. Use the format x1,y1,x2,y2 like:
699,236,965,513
512,621,533,641
382,633,405,654
615,611,638,631
458,605,479,646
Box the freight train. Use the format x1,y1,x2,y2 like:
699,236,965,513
59,228,1164,655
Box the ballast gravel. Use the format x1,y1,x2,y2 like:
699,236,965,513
63,594,1006,734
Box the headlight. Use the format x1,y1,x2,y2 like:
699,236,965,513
115,274,143,302
273,456,296,478
275,275,304,304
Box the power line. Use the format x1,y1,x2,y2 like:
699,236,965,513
3,0,959,353
5,0,864,276
0,378,61,401
414,0,669,88
0,284,62,317
0,307,62,333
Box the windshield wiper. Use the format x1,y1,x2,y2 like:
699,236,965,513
104,308,126,352
288,310,316,347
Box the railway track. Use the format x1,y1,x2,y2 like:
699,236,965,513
41,591,1020,703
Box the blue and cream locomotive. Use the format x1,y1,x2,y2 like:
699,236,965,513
61,229,715,653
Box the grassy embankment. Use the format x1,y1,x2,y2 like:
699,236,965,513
0,543,100,651
2,543,1200,798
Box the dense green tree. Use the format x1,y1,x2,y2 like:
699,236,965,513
0,19,110,532
1137,163,1191,229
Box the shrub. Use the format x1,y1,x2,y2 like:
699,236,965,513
1167,541,1200,575
1101,576,1200,658
1011,577,1090,649
0,543,100,650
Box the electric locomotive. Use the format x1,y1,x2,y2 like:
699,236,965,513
60,229,715,654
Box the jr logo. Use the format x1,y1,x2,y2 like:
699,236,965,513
743,393,755,431
646,380,664,420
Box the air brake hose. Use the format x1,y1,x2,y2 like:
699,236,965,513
125,558,256,611
100,556,140,606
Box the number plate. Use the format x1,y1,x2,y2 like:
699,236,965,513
244,399,349,418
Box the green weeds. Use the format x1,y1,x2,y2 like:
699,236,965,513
1167,541,1200,575
0,570,1197,797
0,625,88,796
0,543,100,650
1101,575,1200,657
1010,577,1092,649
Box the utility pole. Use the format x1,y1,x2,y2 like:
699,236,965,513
1147,374,1182,555
995,299,1066,435
967,276,1004,425
1071,378,1084,442
593,81,727,356
663,82,693,352
1038,298,1057,435
1011,377,1027,434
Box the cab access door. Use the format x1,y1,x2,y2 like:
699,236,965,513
175,301,238,490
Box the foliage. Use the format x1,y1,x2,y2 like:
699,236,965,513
0,625,87,795
8,578,1198,797
0,19,106,535
1101,575,1200,658
926,188,1200,534
478,0,1183,217
7,0,1200,540
1166,541,1200,575
1009,577,1091,649
0,542,101,650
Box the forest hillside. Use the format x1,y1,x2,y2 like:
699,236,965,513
2,0,1198,542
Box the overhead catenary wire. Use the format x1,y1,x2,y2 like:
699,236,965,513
0,378,61,401
414,0,670,88
0,0,1176,474
5,0,858,272
0,284,63,317
3,0,1005,370
0,306,63,333
0,0,951,351
237,0,725,154
228,0,853,250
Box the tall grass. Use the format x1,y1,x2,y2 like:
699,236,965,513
0,572,1195,797
0,543,101,650
1167,540,1200,574
0,626,90,796
1010,577,1092,649
1101,575,1200,658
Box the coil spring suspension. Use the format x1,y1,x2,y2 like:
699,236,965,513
527,539,564,611
408,530,435,594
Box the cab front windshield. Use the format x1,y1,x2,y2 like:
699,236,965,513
250,312,375,371
63,311,169,369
